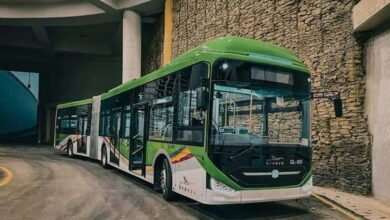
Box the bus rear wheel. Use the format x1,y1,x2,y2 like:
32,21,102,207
67,141,73,158
160,159,176,201
101,146,109,169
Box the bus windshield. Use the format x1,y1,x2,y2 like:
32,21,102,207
210,60,311,147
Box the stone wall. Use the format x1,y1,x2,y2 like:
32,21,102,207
141,14,164,75
170,0,371,194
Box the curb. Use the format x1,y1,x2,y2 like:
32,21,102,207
0,166,13,188
313,193,364,220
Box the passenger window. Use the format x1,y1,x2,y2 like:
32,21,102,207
137,81,158,103
100,116,105,135
100,110,111,136
150,105,174,141
149,74,176,141
56,116,61,129
123,105,131,138
61,115,70,128
176,63,208,144
69,115,78,128
105,115,111,135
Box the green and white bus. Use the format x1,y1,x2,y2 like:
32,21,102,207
55,36,319,204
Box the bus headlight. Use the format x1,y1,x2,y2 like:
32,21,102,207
210,177,235,194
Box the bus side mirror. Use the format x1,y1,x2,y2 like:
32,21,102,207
334,98,343,118
197,89,209,111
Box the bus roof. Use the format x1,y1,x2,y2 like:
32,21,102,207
57,98,92,109
58,36,310,107
101,36,309,100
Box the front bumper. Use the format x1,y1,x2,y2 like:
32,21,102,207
204,176,312,205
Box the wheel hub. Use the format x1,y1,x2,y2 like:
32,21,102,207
160,168,166,193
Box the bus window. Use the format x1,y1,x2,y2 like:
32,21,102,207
56,116,61,130
149,75,176,141
176,63,208,144
100,110,111,136
150,105,173,141
61,115,70,128
105,115,111,136
123,106,131,138
70,115,77,128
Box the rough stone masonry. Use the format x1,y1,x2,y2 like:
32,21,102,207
142,0,371,195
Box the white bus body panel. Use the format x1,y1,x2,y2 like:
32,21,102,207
202,177,312,205
172,156,207,202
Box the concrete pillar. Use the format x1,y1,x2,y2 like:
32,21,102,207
365,28,390,202
122,10,141,83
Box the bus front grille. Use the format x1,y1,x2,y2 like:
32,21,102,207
227,165,308,188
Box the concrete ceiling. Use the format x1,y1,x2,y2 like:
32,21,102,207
0,0,74,3
0,22,122,61
0,0,163,25
0,0,163,73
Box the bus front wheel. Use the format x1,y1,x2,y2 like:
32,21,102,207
160,159,176,201
101,146,109,169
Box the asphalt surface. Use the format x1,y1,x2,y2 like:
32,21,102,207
0,144,348,220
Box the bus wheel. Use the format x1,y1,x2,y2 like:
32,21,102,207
101,146,108,169
67,141,73,158
160,159,176,201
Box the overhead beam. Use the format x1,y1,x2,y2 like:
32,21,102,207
0,26,42,49
31,25,55,59
353,0,390,31
86,0,117,13
0,46,47,63
32,25,51,48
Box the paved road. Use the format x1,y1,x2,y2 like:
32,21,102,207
0,145,348,220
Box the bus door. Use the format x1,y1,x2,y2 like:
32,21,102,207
109,109,121,166
77,115,88,154
130,103,149,176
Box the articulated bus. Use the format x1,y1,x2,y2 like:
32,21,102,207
55,36,319,204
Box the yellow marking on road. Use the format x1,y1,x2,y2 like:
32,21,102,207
0,166,13,188
313,193,362,220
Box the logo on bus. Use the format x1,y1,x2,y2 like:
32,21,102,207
271,170,279,179
266,155,285,166
178,176,196,196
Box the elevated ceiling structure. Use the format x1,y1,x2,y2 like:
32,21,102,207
0,0,164,143
0,0,163,72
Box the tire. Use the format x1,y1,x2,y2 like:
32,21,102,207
101,146,109,169
160,159,176,201
67,140,73,158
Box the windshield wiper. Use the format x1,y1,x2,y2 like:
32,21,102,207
229,144,263,161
